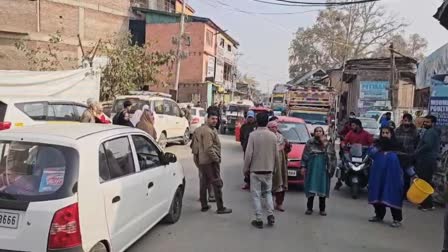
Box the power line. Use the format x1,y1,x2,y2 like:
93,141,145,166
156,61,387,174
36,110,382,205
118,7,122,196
213,0,324,15
252,0,379,7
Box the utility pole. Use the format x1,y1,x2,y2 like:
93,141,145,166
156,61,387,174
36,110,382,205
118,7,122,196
174,0,187,102
389,42,396,109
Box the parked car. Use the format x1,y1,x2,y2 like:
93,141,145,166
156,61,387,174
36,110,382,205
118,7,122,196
111,92,190,149
358,117,380,139
277,116,310,185
0,124,185,252
0,97,89,130
189,107,206,135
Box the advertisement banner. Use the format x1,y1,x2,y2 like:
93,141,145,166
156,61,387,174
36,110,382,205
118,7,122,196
360,81,389,100
430,97,448,126
206,56,215,78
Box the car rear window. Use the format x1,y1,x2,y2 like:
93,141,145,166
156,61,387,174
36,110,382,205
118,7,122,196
0,141,79,201
112,99,149,114
0,102,6,122
15,102,47,120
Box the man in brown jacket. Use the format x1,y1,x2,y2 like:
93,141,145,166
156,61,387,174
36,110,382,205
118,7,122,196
244,112,279,228
192,111,232,214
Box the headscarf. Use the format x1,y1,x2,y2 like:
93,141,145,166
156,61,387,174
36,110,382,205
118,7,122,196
267,121,285,151
137,110,157,139
130,105,150,127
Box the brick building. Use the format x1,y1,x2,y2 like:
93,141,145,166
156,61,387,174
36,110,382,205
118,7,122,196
133,8,239,107
0,0,131,70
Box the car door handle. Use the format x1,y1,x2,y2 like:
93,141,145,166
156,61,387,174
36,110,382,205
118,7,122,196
147,182,154,189
112,196,121,203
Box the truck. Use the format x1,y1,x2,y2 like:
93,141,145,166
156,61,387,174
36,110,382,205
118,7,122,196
286,86,335,134
270,84,290,113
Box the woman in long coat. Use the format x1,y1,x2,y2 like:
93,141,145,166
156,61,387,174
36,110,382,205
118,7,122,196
303,127,331,216
136,109,157,139
267,121,290,212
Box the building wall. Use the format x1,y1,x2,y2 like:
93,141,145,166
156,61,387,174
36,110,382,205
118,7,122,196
0,0,130,70
146,22,211,87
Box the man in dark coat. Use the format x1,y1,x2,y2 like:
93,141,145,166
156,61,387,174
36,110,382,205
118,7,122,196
240,110,257,190
415,115,440,211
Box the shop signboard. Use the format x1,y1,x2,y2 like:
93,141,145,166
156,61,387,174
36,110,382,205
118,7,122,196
359,81,389,100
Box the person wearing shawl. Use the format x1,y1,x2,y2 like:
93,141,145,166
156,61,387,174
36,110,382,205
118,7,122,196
368,126,416,228
267,120,290,212
303,127,331,216
136,109,157,139
130,105,150,127
116,111,133,127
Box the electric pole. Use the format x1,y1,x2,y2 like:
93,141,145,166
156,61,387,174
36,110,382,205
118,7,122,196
174,0,187,102
390,42,396,109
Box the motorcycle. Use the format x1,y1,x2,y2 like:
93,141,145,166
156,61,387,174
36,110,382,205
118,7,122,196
335,144,371,199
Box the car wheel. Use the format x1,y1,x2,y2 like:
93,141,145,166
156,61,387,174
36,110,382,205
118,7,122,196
181,129,190,145
163,188,183,224
90,242,107,252
158,132,167,149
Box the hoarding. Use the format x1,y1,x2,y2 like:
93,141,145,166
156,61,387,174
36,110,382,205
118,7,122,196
360,81,389,100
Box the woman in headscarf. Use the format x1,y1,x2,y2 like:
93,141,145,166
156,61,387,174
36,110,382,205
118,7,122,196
116,111,133,127
368,126,416,228
130,105,150,127
94,103,111,124
136,109,157,139
303,127,331,216
267,120,290,212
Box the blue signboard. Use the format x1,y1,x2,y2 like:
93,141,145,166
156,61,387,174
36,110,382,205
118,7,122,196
360,81,389,100
430,97,448,126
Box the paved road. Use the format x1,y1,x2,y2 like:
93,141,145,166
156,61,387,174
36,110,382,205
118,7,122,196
129,134,445,252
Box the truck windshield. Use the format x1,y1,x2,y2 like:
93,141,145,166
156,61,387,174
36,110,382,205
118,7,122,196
272,96,284,103
227,105,250,113
289,112,327,125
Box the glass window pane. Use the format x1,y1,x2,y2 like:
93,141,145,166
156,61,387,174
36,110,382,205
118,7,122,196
132,135,161,170
103,137,135,180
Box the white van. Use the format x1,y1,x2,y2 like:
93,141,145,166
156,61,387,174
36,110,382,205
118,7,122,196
111,93,190,149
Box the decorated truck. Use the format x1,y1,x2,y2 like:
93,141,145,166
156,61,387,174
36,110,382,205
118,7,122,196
270,84,290,113
286,86,335,134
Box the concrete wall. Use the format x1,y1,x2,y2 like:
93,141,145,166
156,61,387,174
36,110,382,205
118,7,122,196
0,0,130,70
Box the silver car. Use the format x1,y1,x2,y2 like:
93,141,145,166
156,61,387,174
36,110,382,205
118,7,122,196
358,117,380,139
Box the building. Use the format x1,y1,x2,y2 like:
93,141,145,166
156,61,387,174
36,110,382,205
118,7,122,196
131,0,195,15
134,8,239,107
0,0,131,70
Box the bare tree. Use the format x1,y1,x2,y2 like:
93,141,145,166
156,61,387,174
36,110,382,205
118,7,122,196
373,33,428,60
289,1,408,79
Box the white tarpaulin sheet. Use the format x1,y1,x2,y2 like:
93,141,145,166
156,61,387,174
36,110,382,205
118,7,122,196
0,68,100,104
416,43,448,90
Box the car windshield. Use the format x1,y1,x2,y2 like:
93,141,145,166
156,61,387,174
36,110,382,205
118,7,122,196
278,123,310,144
363,111,382,121
112,99,148,114
289,112,327,125
0,141,78,201
359,119,378,129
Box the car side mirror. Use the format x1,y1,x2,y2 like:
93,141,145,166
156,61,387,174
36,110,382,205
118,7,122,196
164,152,177,164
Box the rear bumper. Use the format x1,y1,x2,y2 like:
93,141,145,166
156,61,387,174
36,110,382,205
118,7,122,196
48,246,84,252
287,167,305,185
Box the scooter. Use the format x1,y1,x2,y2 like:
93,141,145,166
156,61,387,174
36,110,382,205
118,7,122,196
335,144,370,199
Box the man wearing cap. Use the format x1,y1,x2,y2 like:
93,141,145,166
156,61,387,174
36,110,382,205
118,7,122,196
240,110,257,190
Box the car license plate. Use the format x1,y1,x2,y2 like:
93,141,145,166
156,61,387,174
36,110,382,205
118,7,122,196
288,170,297,176
0,211,19,229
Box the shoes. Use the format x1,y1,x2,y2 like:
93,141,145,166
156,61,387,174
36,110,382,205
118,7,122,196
368,216,383,222
267,215,275,226
305,209,313,215
208,197,216,203
275,205,285,212
390,221,402,228
216,207,232,214
242,184,250,190
334,181,343,191
418,206,435,212
251,220,264,229
201,205,211,212
319,211,327,216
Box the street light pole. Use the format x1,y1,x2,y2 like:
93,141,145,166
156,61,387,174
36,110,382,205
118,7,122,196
174,0,187,102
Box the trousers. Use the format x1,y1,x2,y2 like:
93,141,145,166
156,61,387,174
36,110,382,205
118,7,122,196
199,163,224,210
250,173,274,221
374,204,402,222
416,159,436,209
307,196,326,211
275,191,285,206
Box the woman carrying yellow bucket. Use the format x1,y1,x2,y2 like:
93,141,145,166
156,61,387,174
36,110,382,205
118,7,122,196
368,127,418,228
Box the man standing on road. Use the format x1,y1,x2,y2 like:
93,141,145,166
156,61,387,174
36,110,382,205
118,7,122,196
240,111,257,190
415,115,440,211
194,111,232,214
244,112,279,228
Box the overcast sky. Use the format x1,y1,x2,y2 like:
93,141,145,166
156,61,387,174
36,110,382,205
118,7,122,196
188,0,448,92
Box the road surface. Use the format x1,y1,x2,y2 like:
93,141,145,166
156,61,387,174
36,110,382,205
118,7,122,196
128,134,445,252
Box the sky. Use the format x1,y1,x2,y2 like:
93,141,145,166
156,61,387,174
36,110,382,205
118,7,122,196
188,0,448,93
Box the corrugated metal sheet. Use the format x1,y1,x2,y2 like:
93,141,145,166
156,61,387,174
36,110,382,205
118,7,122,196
347,77,360,115
416,43,448,89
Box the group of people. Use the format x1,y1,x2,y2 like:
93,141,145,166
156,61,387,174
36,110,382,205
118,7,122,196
80,99,157,139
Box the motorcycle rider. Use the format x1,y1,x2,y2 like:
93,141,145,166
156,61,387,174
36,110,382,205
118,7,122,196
335,119,374,190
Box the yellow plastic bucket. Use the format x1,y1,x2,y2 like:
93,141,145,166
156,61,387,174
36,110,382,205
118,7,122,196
407,178,434,205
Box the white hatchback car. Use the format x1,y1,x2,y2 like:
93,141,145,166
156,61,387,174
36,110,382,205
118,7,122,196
0,124,185,252
189,107,206,135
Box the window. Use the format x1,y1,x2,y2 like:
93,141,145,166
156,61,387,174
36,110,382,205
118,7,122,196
206,30,213,47
227,44,232,52
132,135,161,170
224,63,233,81
48,104,76,121
163,100,172,115
100,137,135,182
74,105,87,121
219,38,225,48
15,102,47,120
172,103,181,117
154,100,164,114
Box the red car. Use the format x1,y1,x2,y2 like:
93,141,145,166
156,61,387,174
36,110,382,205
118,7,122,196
277,116,311,186
235,106,273,142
